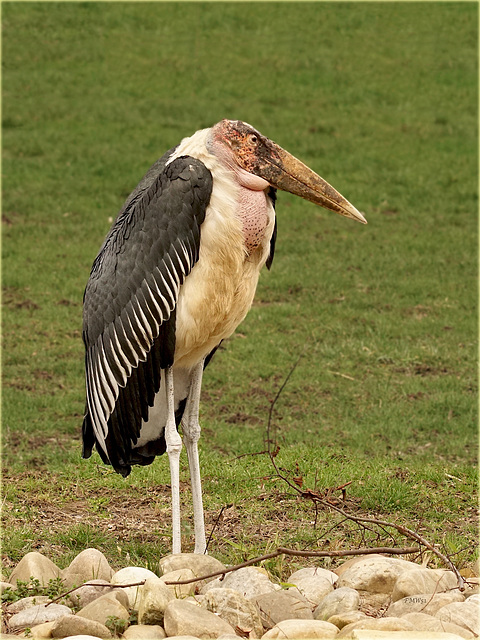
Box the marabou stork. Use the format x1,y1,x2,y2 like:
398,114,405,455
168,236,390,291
82,119,366,554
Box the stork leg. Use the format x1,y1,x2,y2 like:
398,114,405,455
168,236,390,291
164,366,183,553
182,360,207,554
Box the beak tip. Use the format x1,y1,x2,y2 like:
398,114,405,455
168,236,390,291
348,207,368,225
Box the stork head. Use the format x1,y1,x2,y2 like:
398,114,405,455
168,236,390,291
208,119,367,224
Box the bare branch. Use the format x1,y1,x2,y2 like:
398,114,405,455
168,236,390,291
161,545,421,585
264,361,468,591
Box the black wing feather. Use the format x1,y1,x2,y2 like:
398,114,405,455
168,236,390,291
266,187,277,270
83,153,213,476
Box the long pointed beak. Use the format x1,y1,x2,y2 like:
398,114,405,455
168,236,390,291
256,141,367,224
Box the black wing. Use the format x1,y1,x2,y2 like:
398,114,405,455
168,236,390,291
82,153,213,476
266,187,277,270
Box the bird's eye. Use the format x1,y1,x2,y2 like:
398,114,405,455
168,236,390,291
249,134,258,145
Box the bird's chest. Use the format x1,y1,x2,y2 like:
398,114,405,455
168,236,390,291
173,187,274,369
236,187,271,254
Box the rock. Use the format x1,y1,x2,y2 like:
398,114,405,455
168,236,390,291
184,594,207,606
8,604,71,630
337,556,417,596
392,568,459,601
29,621,56,639
137,577,174,625
287,567,337,606
163,637,202,640
337,616,416,637
160,568,197,598
50,614,112,638
66,579,113,609
62,549,113,590
8,552,62,587
254,590,313,628
462,578,479,598
76,593,130,626
314,587,360,620
201,566,278,599
48,637,108,640
159,553,226,582
436,599,480,636
401,612,474,639
261,619,339,638
343,632,469,640
111,566,157,610
164,599,236,638
203,587,263,637
327,611,368,629
108,588,130,609
288,566,338,585
333,554,419,579
285,586,311,604
122,624,167,639
0,581,13,594
7,595,51,613
386,591,465,617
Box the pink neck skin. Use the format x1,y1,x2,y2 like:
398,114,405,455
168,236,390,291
210,137,271,254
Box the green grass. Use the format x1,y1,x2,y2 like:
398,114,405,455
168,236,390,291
2,2,477,578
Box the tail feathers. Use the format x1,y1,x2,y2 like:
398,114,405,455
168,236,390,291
81,393,189,477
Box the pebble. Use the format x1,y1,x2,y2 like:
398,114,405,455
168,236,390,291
386,590,465,617
314,586,360,620
28,620,56,639
7,595,51,613
163,599,236,637
327,610,368,628
391,568,459,601
201,566,278,598
159,553,226,581
62,548,113,590
111,566,158,610
337,555,418,595
436,599,480,636
347,633,468,640
65,578,113,609
47,636,104,640
261,619,339,638
7,551,61,587
203,587,264,637
254,589,313,628
122,624,167,639
76,592,130,626
333,554,419,578
402,612,474,639
160,568,198,598
50,614,112,639
0,581,13,594
137,577,174,625
3,548,476,639
287,566,337,606
8,603,71,630
337,616,416,636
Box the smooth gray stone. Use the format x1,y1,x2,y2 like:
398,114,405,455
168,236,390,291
8,604,71,630
254,589,313,629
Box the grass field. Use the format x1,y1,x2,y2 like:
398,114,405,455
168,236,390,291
2,2,478,579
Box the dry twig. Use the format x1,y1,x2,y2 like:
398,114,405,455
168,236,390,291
264,360,467,591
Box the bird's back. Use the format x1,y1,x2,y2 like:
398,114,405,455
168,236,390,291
82,151,213,476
